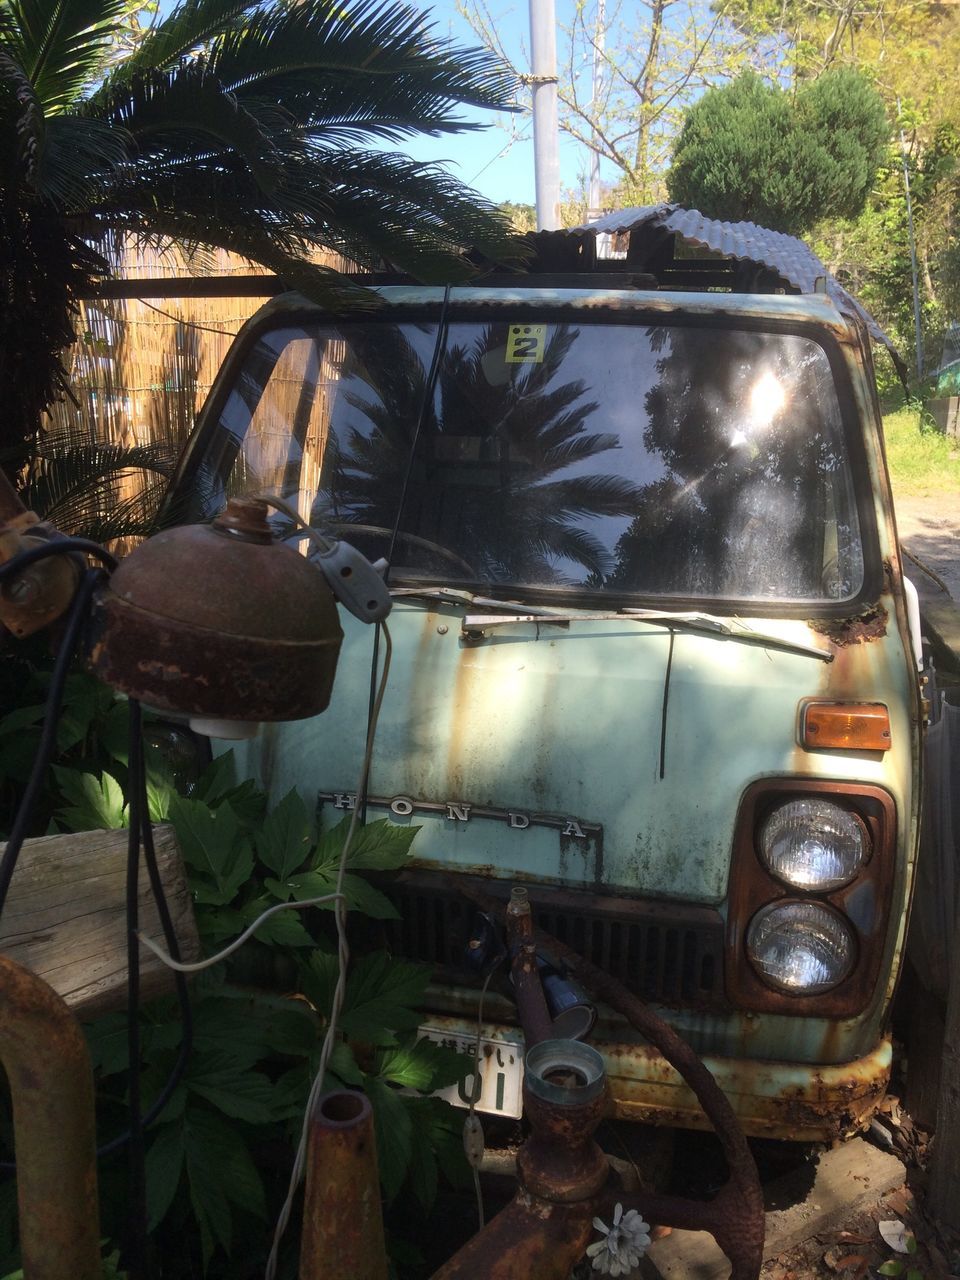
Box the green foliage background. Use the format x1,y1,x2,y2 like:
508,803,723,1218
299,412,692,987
0,667,474,1279
668,69,889,238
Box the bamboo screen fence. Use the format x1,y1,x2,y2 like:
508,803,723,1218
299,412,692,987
45,245,277,455
39,243,345,540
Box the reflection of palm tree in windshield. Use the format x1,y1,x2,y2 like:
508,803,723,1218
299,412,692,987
317,323,644,585
608,327,835,599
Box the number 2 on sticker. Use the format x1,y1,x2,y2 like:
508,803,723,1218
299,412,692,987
506,323,546,363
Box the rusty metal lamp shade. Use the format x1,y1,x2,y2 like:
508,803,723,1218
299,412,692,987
87,499,343,727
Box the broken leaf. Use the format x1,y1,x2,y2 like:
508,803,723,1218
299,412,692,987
879,1220,915,1254
835,1255,869,1275
884,1188,914,1218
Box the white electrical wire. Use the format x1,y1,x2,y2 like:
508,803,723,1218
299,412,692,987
257,492,336,555
466,970,494,1231
137,894,345,973
264,618,392,1280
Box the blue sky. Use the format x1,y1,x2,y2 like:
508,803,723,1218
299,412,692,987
401,0,596,207
149,0,608,207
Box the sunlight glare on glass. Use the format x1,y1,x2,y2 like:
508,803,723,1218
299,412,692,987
749,371,787,427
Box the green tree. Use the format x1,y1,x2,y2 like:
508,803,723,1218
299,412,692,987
19,422,177,542
711,0,960,373
667,68,889,236
499,200,536,233
0,0,521,477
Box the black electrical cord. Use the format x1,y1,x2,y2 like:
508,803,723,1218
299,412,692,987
0,566,102,919
0,536,118,579
122,700,151,1280
363,284,453,821
97,802,193,1159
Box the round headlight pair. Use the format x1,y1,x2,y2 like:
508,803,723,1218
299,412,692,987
747,797,867,995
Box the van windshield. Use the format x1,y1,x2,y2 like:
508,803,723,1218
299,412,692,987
188,316,865,605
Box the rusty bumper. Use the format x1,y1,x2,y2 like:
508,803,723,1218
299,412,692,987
421,1012,891,1142
604,1034,891,1140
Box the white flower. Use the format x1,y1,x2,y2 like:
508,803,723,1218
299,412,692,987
585,1203,652,1275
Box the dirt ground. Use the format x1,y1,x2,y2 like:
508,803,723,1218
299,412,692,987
762,1178,958,1280
758,1104,959,1278
895,494,960,602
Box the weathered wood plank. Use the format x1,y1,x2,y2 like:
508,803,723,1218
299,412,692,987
0,826,201,1018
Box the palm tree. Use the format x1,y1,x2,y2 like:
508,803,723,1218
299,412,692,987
19,423,177,542
0,0,520,477
323,323,645,584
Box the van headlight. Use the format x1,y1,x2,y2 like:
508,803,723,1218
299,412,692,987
746,901,856,994
759,798,866,891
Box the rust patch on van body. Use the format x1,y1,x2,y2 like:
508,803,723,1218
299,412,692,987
603,1038,891,1141
810,601,888,647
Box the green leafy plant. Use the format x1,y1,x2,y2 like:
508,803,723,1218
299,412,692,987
0,657,131,839
0,669,473,1277
80,763,473,1272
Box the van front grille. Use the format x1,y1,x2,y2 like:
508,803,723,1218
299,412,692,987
382,872,727,1010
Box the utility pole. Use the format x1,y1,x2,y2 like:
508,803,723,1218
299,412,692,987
529,0,560,230
587,0,606,223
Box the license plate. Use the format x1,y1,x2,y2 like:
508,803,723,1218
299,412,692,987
420,1025,525,1118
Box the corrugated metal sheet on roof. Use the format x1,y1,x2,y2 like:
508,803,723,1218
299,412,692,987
564,204,903,376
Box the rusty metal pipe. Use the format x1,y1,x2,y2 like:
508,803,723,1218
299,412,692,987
0,955,101,1280
299,1090,387,1280
431,1193,600,1280
0,469,80,640
455,880,765,1280
433,1040,610,1280
506,886,553,1046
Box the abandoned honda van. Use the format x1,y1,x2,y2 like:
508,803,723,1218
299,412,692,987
163,209,923,1142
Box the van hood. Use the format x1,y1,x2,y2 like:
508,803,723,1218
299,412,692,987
234,600,874,906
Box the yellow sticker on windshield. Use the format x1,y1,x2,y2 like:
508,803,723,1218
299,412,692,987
505,323,546,363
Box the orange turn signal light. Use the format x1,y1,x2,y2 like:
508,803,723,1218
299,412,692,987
800,701,891,752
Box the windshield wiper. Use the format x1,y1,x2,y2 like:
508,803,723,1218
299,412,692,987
389,588,832,662
460,610,833,663
390,586,564,616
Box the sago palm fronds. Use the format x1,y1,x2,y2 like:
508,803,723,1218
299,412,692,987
0,0,521,471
